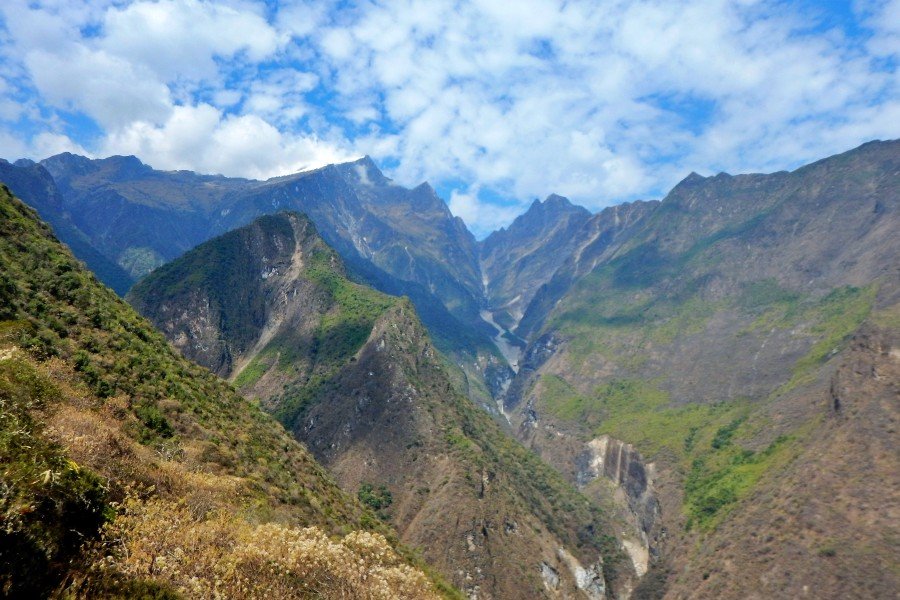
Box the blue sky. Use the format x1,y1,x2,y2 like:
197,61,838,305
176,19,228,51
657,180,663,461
0,0,898,237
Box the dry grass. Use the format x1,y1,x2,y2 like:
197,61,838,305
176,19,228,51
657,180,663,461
92,496,438,600
34,357,439,599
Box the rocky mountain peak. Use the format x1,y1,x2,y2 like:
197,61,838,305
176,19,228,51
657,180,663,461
332,154,393,190
40,151,95,179
543,193,575,209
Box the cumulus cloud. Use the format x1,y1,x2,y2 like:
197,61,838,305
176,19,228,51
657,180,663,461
0,0,897,234
100,0,281,81
449,188,524,237
102,104,357,179
26,46,172,129
299,0,900,229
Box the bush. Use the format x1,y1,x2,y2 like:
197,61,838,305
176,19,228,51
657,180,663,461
358,483,393,512
97,497,438,599
0,358,111,597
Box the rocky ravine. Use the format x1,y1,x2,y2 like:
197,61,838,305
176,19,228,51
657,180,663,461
129,212,639,599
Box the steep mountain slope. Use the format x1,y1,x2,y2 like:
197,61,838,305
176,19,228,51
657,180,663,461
662,321,900,599
0,185,448,598
129,212,640,599
0,158,134,294
480,195,590,330
498,140,900,597
34,153,495,358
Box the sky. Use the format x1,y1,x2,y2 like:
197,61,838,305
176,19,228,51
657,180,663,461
0,0,898,237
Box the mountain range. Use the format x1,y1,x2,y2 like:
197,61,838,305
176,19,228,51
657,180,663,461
1,139,898,599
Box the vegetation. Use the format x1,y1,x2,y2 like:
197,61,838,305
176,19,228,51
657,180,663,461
781,285,877,391
85,496,438,599
0,186,451,597
539,249,877,532
537,375,801,530
117,246,165,279
549,264,720,371
358,483,394,520
0,355,111,597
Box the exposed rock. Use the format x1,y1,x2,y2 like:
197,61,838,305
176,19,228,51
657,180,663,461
504,333,561,412
128,213,638,599
541,562,560,591
577,436,660,539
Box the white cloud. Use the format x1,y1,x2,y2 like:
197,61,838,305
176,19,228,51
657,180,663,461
31,131,90,158
449,187,525,237
0,127,30,159
100,0,281,81
25,46,172,129
0,0,896,234
297,0,899,221
102,103,357,179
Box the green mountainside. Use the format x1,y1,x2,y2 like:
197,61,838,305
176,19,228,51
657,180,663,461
128,212,639,599
4,138,898,599
34,153,496,360
500,140,900,597
0,185,450,599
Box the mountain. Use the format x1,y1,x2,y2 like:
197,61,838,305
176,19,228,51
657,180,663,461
480,194,591,330
35,154,494,354
497,140,900,597
0,158,134,294
0,184,449,598
6,137,898,598
128,212,641,599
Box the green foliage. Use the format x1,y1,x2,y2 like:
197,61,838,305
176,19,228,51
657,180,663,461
684,434,793,530
550,266,719,369
258,238,396,430
0,190,459,598
117,246,166,279
303,244,395,366
738,278,801,312
433,369,627,574
133,401,175,441
231,353,270,389
771,285,878,394
358,483,393,513
535,372,796,530
0,188,383,538
711,417,746,450
539,375,589,421
0,357,111,597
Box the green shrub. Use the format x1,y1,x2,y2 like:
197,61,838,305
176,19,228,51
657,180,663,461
358,483,394,512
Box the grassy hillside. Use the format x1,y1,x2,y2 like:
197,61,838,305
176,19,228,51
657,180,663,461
128,213,638,598
0,184,452,598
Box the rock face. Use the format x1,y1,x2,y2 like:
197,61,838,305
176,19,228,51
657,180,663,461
497,139,900,598
0,184,442,597
514,199,659,341
663,323,900,599
578,437,659,539
11,137,900,599
480,195,591,327
129,213,638,599
34,153,494,358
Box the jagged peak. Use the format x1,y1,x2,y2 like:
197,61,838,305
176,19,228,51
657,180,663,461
513,193,588,224
335,154,391,187
41,151,93,169
680,171,706,185
543,193,573,207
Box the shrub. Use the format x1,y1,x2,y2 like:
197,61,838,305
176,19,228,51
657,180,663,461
97,497,439,599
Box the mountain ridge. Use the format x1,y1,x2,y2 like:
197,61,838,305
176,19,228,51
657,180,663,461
0,184,453,598
128,210,643,599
